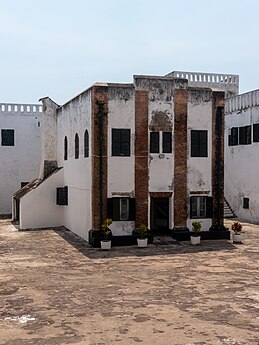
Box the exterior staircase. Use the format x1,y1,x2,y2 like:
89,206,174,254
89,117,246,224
224,197,237,219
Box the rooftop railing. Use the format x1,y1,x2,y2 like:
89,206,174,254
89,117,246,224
166,71,239,96
225,89,259,114
0,103,42,114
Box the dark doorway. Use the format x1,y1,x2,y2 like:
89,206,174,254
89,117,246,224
150,197,169,233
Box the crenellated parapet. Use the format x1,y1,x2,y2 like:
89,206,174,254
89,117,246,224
225,89,259,114
0,103,42,115
166,71,239,97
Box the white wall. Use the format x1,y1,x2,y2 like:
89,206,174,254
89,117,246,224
0,103,42,214
19,168,64,229
225,94,259,223
187,91,213,230
57,90,92,241
107,86,135,235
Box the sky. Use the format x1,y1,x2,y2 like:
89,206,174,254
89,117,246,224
1,0,259,105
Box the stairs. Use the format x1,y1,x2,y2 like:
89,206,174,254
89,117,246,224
224,197,237,219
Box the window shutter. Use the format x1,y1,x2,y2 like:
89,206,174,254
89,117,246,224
239,127,245,145
206,197,213,218
246,125,251,144
150,132,159,153
112,129,130,156
56,186,68,205
199,131,208,157
112,198,120,221
190,196,198,219
121,129,130,156
107,198,113,218
253,124,259,142
112,129,121,156
162,132,172,153
191,131,199,157
1,129,14,146
129,198,136,221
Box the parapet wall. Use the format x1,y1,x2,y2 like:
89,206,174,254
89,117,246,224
225,90,259,114
166,71,239,97
0,103,42,115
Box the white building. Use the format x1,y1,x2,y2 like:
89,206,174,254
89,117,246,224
225,90,259,223
0,103,42,215
13,71,238,242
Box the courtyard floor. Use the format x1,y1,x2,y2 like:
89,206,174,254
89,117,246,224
0,219,258,345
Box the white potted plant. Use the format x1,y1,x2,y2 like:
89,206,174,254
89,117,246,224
232,221,242,243
191,221,201,245
137,224,149,247
100,218,112,250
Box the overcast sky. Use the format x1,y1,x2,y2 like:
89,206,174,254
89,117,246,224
1,0,259,105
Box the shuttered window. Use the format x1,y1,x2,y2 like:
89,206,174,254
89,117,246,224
1,129,14,146
107,198,135,221
112,129,130,156
253,124,259,142
191,130,208,157
57,186,68,205
239,125,251,145
162,132,172,153
228,127,238,146
150,132,159,153
190,196,213,219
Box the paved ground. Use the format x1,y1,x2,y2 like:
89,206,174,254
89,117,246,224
0,219,258,345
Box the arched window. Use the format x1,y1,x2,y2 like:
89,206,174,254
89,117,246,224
84,129,89,158
75,133,79,159
64,136,68,160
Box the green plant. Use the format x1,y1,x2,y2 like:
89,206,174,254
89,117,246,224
138,224,149,239
192,221,201,236
231,221,242,234
101,218,113,240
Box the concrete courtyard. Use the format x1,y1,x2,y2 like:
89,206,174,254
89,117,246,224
0,219,258,345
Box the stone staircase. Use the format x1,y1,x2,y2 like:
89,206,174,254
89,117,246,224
224,197,237,219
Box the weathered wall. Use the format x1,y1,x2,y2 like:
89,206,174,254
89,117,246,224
19,169,64,229
107,85,135,235
57,89,92,241
39,98,59,179
225,91,259,223
187,90,213,230
0,103,42,214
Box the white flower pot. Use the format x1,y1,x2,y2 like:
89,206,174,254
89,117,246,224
191,236,201,245
137,238,148,247
233,233,242,243
100,240,111,250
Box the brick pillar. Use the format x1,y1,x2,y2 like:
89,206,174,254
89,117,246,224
91,86,108,230
211,91,225,229
135,89,149,228
173,89,188,229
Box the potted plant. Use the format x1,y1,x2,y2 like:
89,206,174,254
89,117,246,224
232,221,242,243
191,221,201,245
137,224,149,247
100,218,113,250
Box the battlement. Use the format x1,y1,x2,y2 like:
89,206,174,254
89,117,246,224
0,103,42,115
166,70,239,96
225,89,259,114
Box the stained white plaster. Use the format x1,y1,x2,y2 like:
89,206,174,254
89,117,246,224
107,88,135,234
0,103,42,214
57,90,92,240
187,92,213,230
225,94,259,223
